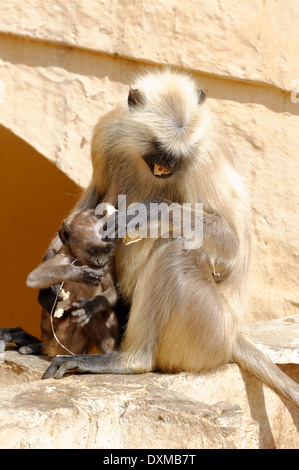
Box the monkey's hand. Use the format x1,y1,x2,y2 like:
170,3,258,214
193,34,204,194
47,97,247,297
69,296,110,327
80,267,104,286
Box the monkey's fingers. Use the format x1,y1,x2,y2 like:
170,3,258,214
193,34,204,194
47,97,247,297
71,298,96,314
42,353,132,379
0,331,11,353
82,269,101,286
0,327,41,353
71,308,90,327
71,307,86,316
42,354,101,379
19,343,43,355
70,299,91,313
42,355,78,379
64,300,87,316
71,300,86,309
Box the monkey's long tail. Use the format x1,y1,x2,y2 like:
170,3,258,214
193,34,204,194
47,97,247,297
232,334,299,409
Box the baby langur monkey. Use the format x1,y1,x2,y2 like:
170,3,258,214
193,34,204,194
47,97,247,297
26,209,119,357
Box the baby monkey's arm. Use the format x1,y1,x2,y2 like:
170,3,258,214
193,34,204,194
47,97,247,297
26,254,103,289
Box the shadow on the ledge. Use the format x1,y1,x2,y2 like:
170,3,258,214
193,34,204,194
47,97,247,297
240,365,299,449
0,124,81,338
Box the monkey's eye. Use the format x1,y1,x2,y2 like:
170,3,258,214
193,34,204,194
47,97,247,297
103,244,113,255
87,246,99,256
197,89,206,106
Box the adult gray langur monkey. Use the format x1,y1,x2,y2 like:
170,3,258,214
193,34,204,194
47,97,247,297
40,69,299,409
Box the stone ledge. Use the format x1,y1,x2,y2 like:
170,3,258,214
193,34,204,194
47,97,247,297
0,349,47,388
243,314,299,364
0,372,259,449
0,316,298,449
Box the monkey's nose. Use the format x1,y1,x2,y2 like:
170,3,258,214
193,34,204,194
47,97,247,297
168,159,177,169
163,152,179,170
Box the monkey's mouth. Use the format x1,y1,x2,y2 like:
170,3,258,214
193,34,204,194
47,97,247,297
143,150,179,179
153,164,172,177
146,161,175,179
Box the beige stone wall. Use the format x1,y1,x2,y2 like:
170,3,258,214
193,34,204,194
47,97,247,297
0,1,298,323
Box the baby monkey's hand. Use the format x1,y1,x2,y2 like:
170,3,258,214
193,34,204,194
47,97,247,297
80,266,103,286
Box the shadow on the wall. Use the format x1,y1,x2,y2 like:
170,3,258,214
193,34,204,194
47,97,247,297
0,125,82,338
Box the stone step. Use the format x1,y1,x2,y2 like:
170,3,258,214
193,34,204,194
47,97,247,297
0,315,298,449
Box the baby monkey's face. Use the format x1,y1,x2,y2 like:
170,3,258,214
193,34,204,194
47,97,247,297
64,210,116,269
80,238,115,269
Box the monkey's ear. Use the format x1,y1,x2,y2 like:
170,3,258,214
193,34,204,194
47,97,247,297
58,221,72,247
128,88,144,108
197,89,206,106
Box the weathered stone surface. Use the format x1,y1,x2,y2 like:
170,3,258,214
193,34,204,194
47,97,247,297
0,34,135,187
243,314,299,364
0,316,298,449
0,349,48,388
0,0,298,91
0,357,259,449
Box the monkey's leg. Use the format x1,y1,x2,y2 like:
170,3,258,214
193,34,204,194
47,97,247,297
122,239,236,373
83,310,120,353
0,327,42,354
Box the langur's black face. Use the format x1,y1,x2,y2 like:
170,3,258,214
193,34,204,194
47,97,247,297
143,140,181,179
127,74,206,181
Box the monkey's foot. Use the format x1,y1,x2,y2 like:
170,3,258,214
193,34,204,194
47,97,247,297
42,352,136,379
0,327,42,354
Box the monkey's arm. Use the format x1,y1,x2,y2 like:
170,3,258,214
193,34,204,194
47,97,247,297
102,198,239,261
27,255,103,289
201,211,239,262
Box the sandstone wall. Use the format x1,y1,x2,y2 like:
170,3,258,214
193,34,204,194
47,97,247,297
0,1,299,323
